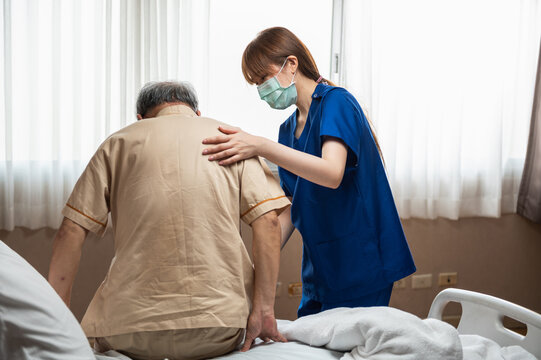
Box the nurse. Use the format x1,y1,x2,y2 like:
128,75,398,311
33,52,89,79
202,27,416,317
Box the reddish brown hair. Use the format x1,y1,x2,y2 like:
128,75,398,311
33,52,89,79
241,27,335,86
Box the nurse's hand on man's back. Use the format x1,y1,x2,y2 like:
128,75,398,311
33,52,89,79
241,310,287,351
202,125,263,165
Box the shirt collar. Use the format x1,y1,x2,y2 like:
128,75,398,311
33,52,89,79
155,104,196,118
311,83,334,100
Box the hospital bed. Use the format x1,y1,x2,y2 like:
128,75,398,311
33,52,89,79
217,289,541,360
1,241,540,360
96,289,541,360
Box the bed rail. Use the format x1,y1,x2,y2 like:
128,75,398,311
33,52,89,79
428,288,541,358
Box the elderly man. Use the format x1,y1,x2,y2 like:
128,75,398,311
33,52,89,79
48,81,290,360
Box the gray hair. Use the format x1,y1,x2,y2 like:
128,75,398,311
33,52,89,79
136,81,199,117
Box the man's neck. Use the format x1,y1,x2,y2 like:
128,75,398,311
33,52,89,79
144,102,190,119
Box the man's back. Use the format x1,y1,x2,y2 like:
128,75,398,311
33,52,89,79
62,105,289,338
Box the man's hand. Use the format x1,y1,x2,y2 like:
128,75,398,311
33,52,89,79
241,310,287,352
242,210,286,351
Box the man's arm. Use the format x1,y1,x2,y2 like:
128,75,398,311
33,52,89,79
48,217,88,307
241,210,287,351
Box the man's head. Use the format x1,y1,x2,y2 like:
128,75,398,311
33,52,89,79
136,81,201,120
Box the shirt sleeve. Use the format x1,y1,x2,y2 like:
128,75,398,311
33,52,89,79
61,147,111,235
239,157,291,225
319,88,364,164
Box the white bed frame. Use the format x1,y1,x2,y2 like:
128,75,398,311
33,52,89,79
428,288,541,358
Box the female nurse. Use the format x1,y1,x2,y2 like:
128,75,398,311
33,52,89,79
202,27,416,317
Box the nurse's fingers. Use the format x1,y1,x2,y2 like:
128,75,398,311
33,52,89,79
218,154,245,166
208,149,237,162
202,143,232,156
218,125,241,135
202,134,231,145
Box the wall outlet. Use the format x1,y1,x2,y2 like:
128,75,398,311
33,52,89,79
394,278,407,289
438,272,458,286
411,274,432,289
288,282,302,297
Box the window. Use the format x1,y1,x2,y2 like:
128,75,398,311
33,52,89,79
0,0,333,230
206,0,332,140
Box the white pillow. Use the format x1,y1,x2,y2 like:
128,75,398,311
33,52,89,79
0,241,95,360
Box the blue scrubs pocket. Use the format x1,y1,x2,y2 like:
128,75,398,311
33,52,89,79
314,233,382,292
306,182,368,240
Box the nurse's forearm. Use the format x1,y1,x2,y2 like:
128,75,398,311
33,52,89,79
257,137,347,189
279,205,295,250
48,217,88,307
251,210,281,313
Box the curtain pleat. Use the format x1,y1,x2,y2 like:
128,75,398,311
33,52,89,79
0,0,210,230
1,0,15,228
341,0,541,220
518,38,541,223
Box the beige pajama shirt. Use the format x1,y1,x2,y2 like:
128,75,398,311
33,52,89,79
62,105,289,358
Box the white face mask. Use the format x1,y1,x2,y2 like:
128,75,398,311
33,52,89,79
257,59,297,110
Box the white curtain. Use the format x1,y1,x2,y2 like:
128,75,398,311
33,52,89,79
340,0,541,219
0,0,210,230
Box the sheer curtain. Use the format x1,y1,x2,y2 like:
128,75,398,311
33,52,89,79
0,0,210,230
340,0,541,219
518,38,541,223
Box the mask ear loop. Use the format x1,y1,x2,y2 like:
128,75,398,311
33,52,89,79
278,58,296,86
278,58,288,73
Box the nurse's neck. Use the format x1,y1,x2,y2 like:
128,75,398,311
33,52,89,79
295,73,318,120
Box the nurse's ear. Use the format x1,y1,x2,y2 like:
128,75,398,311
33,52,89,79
137,114,143,120
286,55,298,75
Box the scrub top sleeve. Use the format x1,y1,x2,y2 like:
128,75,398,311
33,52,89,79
319,89,363,163
239,157,291,225
279,177,292,197
61,147,110,236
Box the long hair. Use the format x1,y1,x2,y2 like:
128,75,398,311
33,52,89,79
242,27,334,86
241,27,383,162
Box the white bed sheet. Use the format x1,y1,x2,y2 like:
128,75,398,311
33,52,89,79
214,340,343,360
93,311,539,360
460,335,537,360
94,320,343,360
94,332,539,360
94,340,342,360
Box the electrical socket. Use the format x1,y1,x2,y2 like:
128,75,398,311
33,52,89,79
411,274,432,289
288,282,302,297
438,272,458,286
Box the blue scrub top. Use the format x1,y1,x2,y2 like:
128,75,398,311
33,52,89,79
278,83,416,303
